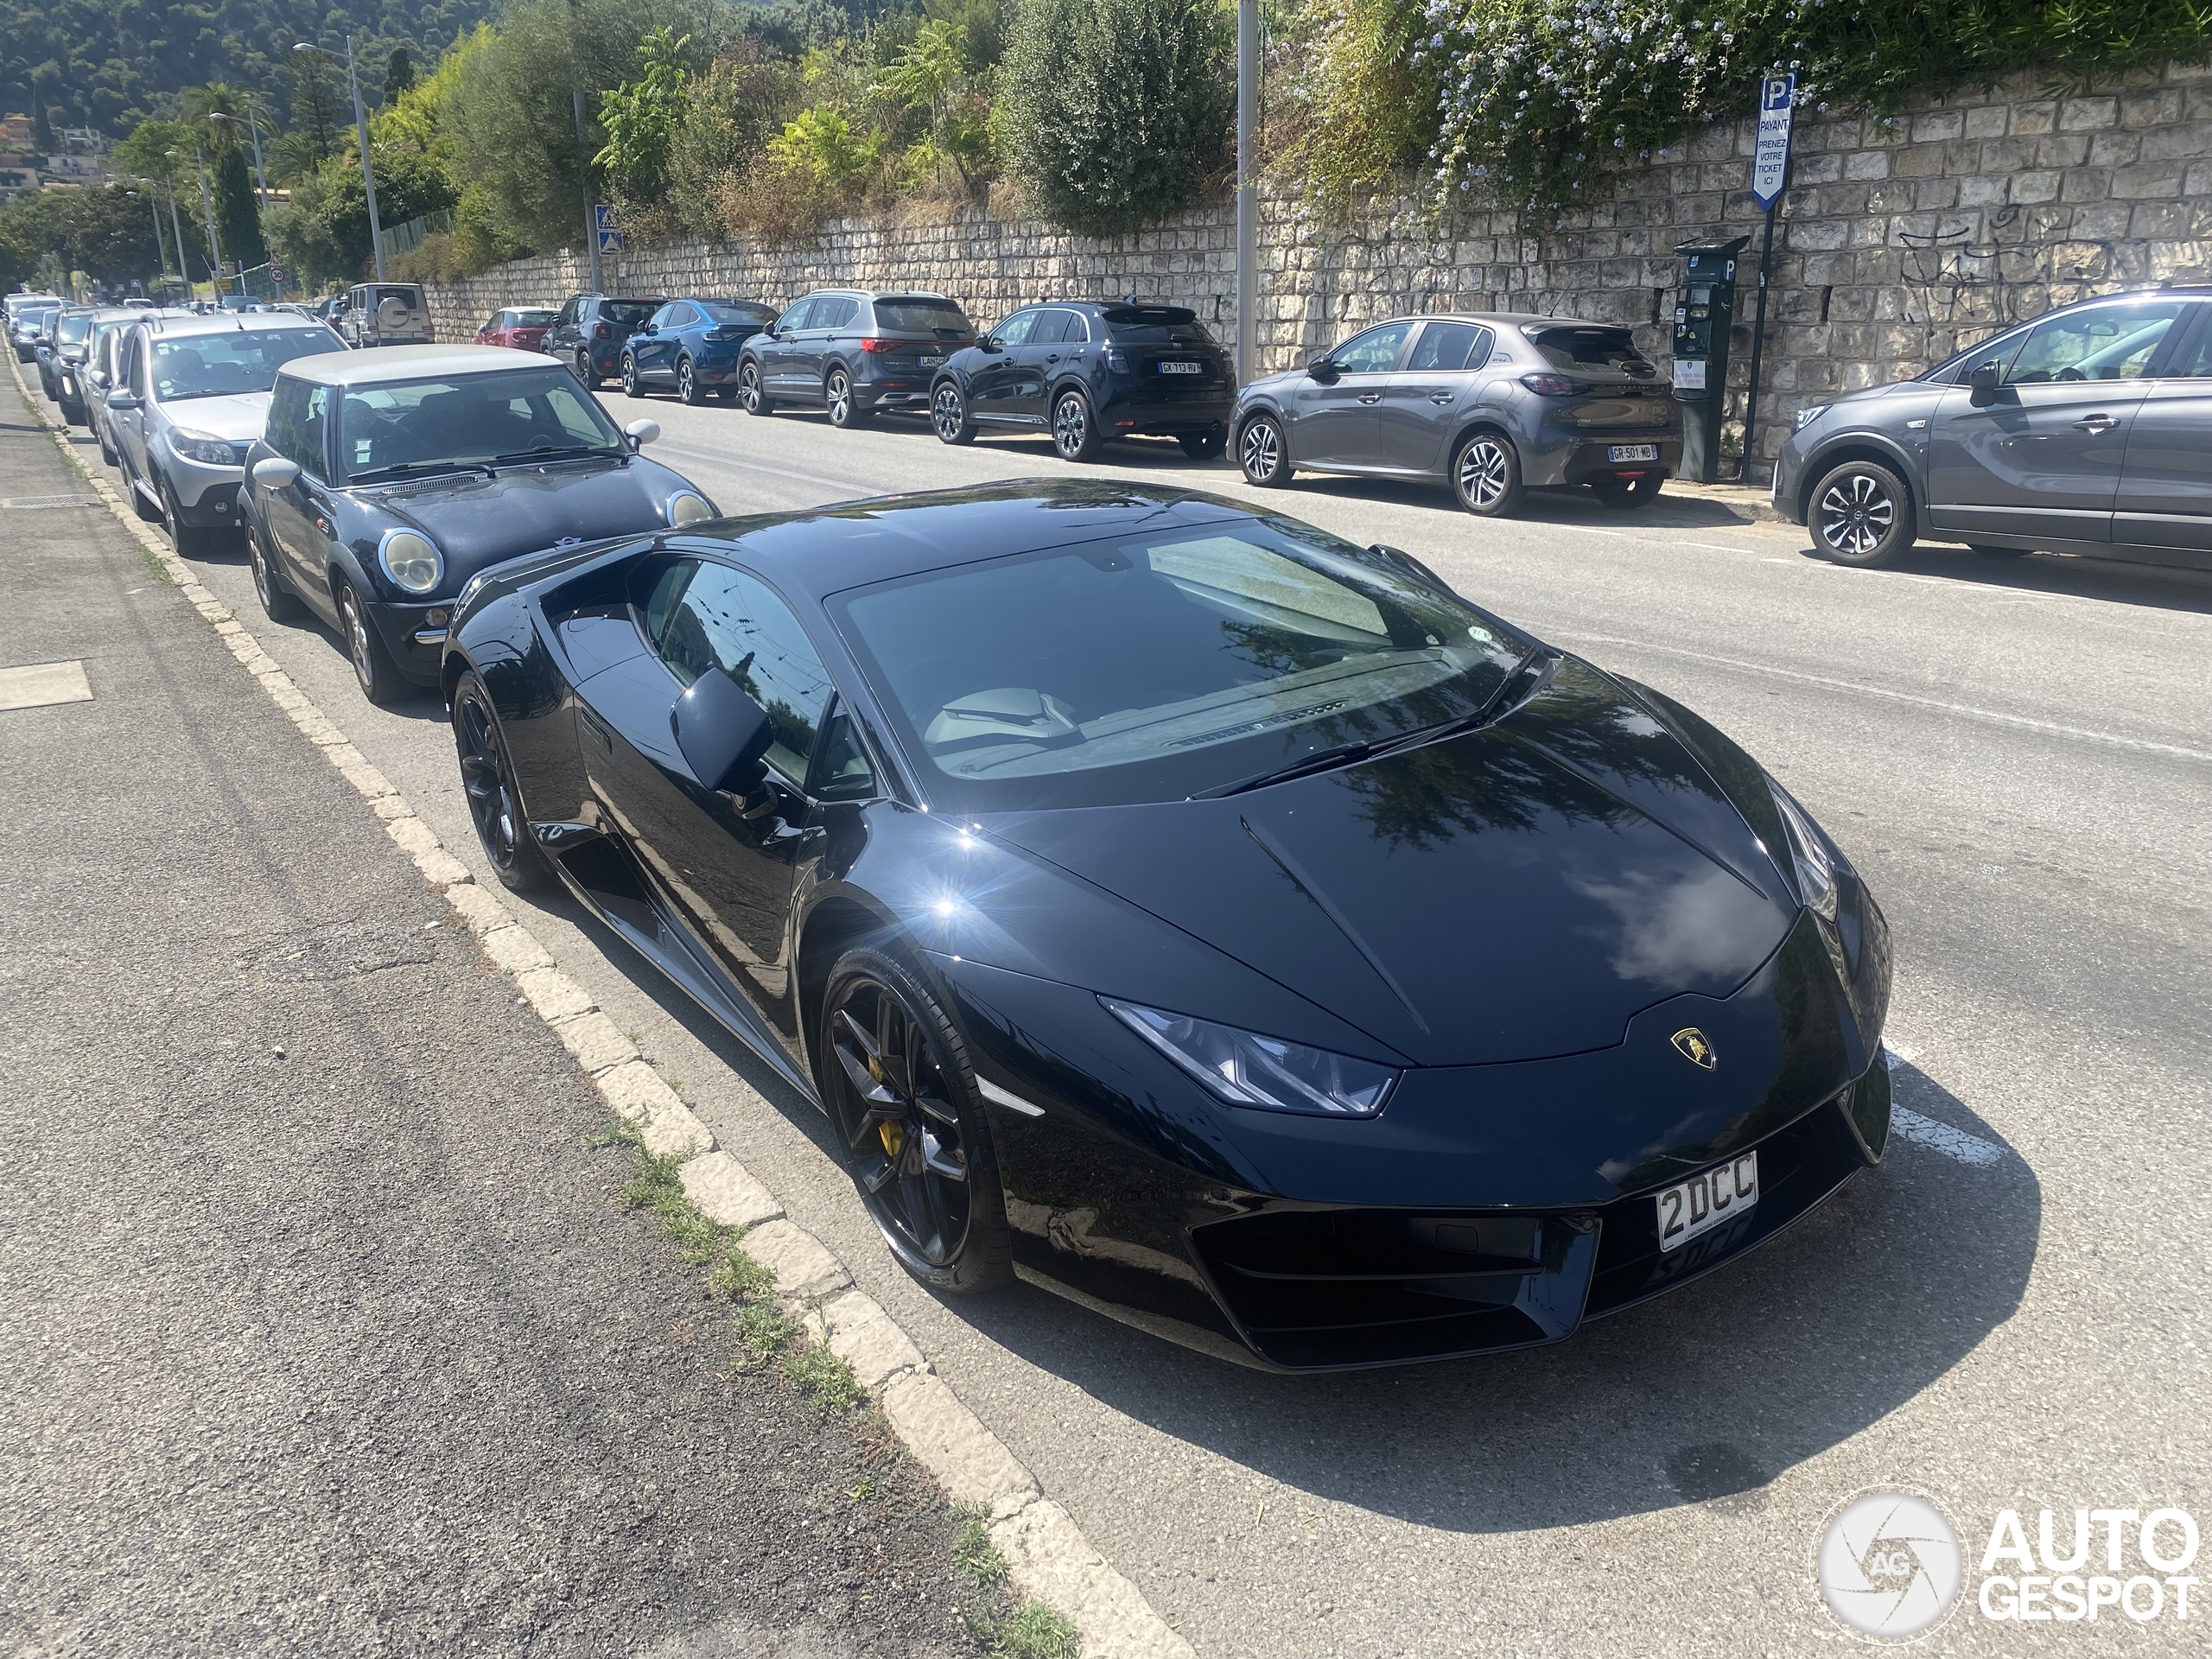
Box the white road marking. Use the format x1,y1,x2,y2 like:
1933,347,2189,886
0,658,92,711
1555,631,2212,765
1890,1107,2008,1166
1666,540,1762,554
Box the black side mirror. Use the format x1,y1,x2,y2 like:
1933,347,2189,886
1306,356,1339,381
979,336,1003,353
1967,361,2003,403
671,667,774,794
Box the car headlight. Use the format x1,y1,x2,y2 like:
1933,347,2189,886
378,528,444,595
1766,778,1839,921
1793,404,1831,432
664,490,714,527
172,429,237,466
1103,999,1398,1118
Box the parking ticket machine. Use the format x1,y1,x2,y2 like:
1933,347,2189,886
1672,236,1750,484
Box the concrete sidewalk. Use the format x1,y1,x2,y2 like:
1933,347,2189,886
0,381,980,1655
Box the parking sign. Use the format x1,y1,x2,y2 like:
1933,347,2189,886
1750,73,1796,211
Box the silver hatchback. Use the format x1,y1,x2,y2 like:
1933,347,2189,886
1232,314,1683,516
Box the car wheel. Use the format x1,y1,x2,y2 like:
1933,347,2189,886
159,473,217,557
453,670,553,892
1590,473,1664,509
1452,432,1524,517
1052,388,1101,462
126,462,162,521
677,357,707,406
335,578,403,705
825,367,868,429
1179,429,1226,461
575,350,601,390
739,359,772,416
620,354,645,397
820,947,1014,1294
247,520,301,620
1967,543,2034,557
1810,459,1916,567
1239,414,1291,486
931,380,976,445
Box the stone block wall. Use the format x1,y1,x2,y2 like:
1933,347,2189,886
423,61,2211,480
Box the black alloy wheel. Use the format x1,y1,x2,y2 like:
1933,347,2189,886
1239,414,1290,486
620,354,645,398
739,359,772,415
1179,430,1226,461
931,380,976,445
159,473,216,557
247,519,300,620
1452,431,1525,517
575,349,601,390
825,366,868,429
453,671,552,891
1590,473,1664,509
677,357,704,406
335,579,403,705
1810,459,1915,567
822,950,1013,1292
1052,388,1101,461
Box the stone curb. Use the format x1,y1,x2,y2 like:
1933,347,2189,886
9,359,1192,1659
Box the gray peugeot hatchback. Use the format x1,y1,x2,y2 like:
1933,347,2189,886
1233,314,1683,516
1773,286,2212,569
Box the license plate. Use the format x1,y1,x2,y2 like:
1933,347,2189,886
918,354,945,366
1159,361,1204,375
1655,1152,1758,1253
1608,443,1660,462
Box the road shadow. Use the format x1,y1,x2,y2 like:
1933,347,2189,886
1768,540,2212,616
944,1053,2038,1534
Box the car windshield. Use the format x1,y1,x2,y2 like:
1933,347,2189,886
873,297,970,335
1527,326,1649,371
512,308,556,327
1101,308,1214,346
600,300,659,327
151,327,344,400
831,519,1531,811
702,301,776,326
56,313,92,344
337,366,625,480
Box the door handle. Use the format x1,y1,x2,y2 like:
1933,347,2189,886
2071,414,2120,432
1428,392,1454,404
1357,391,1383,404
579,708,613,753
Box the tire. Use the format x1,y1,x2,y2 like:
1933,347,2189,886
739,359,772,416
620,354,645,398
1591,473,1664,509
1239,414,1291,486
1967,543,2034,558
335,578,404,705
575,350,601,391
677,356,705,406
247,519,301,620
931,380,976,445
1179,430,1226,461
819,946,1014,1294
452,670,553,892
1452,432,1524,517
160,473,218,558
1051,387,1101,462
825,366,868,429
1809,459,1916,567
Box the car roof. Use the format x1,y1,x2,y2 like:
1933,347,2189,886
278,343,574,387
665,480,1260,604
136,311,338,340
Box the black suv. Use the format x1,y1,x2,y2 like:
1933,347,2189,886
543,294,666,389
930,302,1235,461
735,289,975,427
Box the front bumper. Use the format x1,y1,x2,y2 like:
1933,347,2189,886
366,598,454,687
1770,437,1808,524
165,448,251,520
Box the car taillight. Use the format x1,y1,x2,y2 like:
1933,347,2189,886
1520,372,1576,396
858,338,896,353
1105,347,1130,374
594,323,611,340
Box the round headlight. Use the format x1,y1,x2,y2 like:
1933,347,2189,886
665,490,714,527
378,529,443,594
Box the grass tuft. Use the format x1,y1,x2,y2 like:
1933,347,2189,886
985,1601,1081,1659
707,1241,775,1304
784,1341,867,1411
951,1502,1008,1590
732,1299,796,1371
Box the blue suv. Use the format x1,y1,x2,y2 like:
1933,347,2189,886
620,297,781,404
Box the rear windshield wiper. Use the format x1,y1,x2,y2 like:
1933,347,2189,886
347,460,493,483
493,443,620,466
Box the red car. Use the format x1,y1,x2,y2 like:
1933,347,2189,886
476,306,557,352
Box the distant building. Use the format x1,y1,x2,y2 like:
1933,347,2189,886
0,114,32,148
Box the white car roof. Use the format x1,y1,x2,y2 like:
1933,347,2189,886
279,344,568,389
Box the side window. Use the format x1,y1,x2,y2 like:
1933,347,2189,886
991,310,1039,347
1033,311,1077,346
128,333,149,394
652,563,834,784
554,300,576,328
2164,308,2212,377
484,312,503,334
1408,321,1491,373
778,297,817,333
810,701,879,801
297,387,329,479
2005,302,2187,385
1331,321,1413,375
819,296,860,330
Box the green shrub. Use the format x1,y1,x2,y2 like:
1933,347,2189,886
1004,0,1234,236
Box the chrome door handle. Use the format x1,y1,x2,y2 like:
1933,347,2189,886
1428,392,1454,404
1357,391,1383,404
2071,414,2120,432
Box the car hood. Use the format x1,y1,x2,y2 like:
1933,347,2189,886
160,392,272,441
355,457,702,583
982,659,1800,1067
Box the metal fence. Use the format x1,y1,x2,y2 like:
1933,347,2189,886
377,210,455,265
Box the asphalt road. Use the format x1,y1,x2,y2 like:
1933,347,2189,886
0,378,985,1657
50,376,2212,1655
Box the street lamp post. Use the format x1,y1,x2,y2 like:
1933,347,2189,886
296,38,384,283
162,150,192,297
191,149,226,296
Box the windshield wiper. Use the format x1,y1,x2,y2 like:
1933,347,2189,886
348,459,493,483
1194,740,1389,800
491,443,619,466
